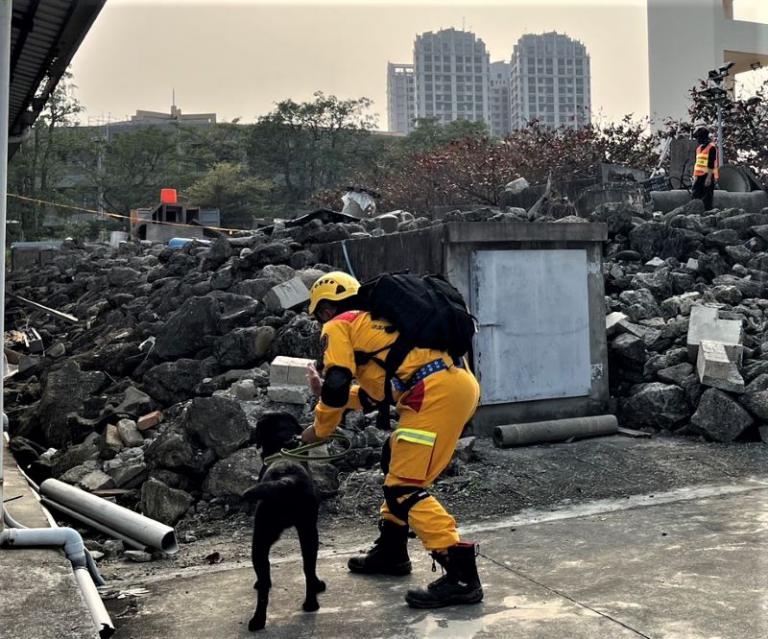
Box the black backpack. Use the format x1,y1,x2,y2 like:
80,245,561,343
353,273,476,427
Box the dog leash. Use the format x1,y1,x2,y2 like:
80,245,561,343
263,433,352,465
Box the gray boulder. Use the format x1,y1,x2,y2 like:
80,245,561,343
621,383,690,429
691,388,753,442
203,447,263,498
51,433,100,476
155,296,221,359
589,202,635,236
38,361,107,448
738,390,768,421
141,478,194,525
629,223,691,261
214,326,275,368
142,358,217,406
182,397,250,458
113,386,155,418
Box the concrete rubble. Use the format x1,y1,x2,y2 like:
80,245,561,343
605,200,768,443
4,199,768,558
4,211,494,546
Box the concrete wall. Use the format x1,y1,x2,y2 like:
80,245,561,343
648,0,768,126
320,222,609,435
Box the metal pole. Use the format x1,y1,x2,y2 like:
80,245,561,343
0,0,14,534
717,101,725,168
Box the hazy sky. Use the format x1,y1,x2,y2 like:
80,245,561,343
69,0,768,128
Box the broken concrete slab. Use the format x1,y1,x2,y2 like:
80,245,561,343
100,423,124,459
687,305,742,361
270,355,314,386
77,469,116,492
117,418,144,448
267,385,310,405
605,312,627,336
263,276,310,312
696,340,745,394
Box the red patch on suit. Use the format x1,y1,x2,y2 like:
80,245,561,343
333,310,362,323
401,381,426,412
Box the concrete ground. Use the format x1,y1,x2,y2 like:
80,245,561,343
0,442,99,639
108,477,768,639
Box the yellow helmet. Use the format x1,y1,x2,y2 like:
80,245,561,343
308,271,361,315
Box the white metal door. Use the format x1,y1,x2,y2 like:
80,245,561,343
472,249,592,404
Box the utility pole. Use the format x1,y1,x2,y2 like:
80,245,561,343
701,61,734,167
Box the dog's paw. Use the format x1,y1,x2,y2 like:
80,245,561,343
249,612,266,632
302,598,320,613
314,579,327,593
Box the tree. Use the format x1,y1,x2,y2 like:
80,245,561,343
94,125,182,215
369,119,661,213
401,118,489,154
185,162,271,228
8,71,86,238
247,92,377,207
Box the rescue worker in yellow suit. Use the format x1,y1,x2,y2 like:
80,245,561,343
300,271,483,608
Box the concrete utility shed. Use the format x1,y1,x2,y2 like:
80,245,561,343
321,222,609,435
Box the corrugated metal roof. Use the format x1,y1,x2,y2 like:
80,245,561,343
8,0,105,158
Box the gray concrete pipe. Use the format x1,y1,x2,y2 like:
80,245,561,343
493,415,619,448
40,478,179,554
650,189,768,213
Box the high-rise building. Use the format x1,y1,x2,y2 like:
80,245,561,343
510,32,591,130
387,29,591,134
489,61,512,137
413,28,490,125
387,63,416,134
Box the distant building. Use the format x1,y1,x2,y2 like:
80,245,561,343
128,103,216,126
387,63,416,134
489,61,512,137
647,0,768,128
510,32,591,130
413,28,490,125
100,102,217,133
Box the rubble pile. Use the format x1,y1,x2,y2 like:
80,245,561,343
3,216,409,527
6,198,768,535
602,199,768,444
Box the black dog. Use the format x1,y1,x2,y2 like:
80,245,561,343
241,412,326,632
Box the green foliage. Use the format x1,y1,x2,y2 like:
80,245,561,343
401,118,490,154
185,162,271,228
7,71,87,239
247,92,378,207
369,118,661,212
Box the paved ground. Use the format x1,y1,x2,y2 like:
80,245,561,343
0,441,99,639
108,477,768,639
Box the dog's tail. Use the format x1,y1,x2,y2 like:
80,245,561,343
241,476,301,502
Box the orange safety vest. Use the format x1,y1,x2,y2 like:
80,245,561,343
693,143,719,180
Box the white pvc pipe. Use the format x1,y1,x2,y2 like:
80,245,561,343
41,478,179,553
73,568,116,638
0,526,86,567
0,0,11,536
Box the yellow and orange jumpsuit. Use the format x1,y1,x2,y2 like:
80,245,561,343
313,310,481,551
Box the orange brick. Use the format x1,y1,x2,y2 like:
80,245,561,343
137,410,163,431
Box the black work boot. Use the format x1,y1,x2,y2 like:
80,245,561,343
405,542,483,608
347,519,412,576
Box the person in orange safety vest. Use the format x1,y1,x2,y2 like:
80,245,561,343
301,271,483,609
691,127,719,211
